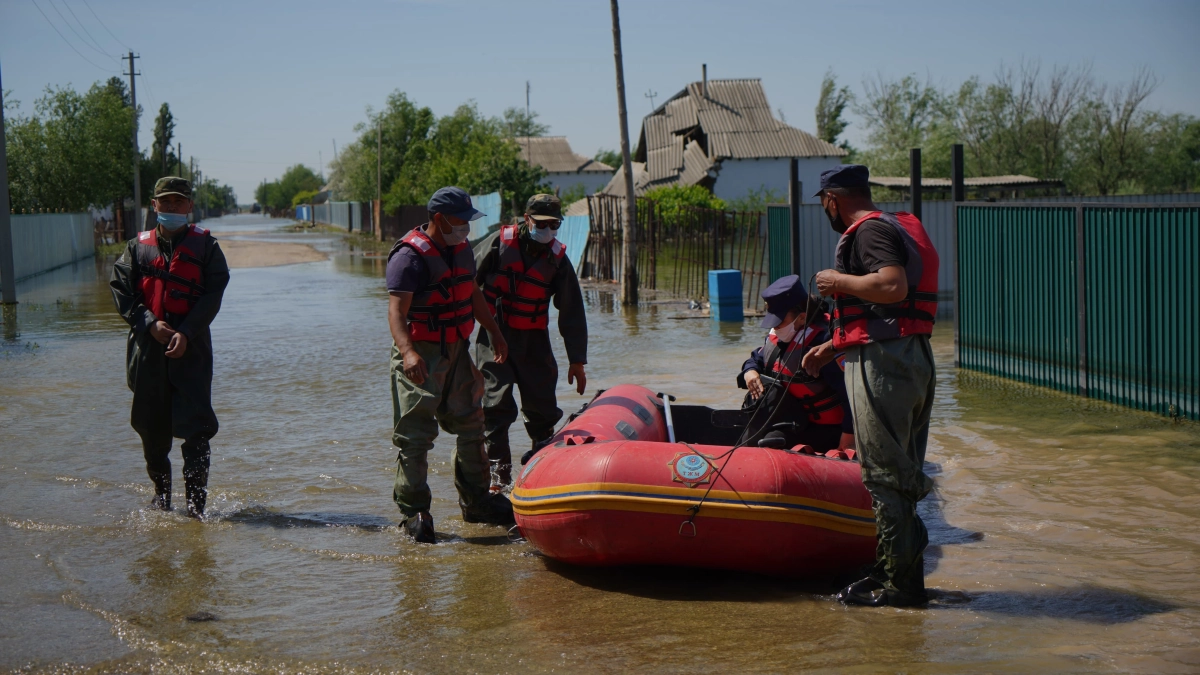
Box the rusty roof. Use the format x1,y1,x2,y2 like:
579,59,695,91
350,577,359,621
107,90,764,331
515,136,614,174
612,79,845,196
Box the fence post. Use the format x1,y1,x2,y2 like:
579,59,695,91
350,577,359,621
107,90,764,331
1075,204,1088,398
952,202,960,367
910,148,922,220
789,158,801,276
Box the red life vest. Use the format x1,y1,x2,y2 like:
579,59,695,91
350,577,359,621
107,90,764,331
390,226,477,345
135,225,209,320
763,321,845,426
481,225,566,330
831,211,939,349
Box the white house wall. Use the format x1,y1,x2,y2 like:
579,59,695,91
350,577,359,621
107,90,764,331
712,157,843,205
544,172,613,197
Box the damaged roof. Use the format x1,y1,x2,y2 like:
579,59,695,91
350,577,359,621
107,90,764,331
515,136,615,174
618,78,846,193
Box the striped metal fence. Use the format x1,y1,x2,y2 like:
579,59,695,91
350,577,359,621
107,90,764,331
955,202,1200,421
2,213,96,282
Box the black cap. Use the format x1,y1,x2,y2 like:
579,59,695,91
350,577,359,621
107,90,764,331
812,164,870,197
427,186,485,221
760,274,809,328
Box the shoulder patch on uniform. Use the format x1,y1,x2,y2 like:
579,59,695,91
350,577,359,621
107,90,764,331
137,230,155,244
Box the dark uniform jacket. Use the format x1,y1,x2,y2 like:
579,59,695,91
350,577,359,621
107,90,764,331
474,228,588,365
741,325,855,435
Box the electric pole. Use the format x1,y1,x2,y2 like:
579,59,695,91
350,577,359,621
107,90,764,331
525,80,531,122
610,0,637,305
126,52,143,233
176,143,181,176
0,61,18,306
376,119,382,204
645,89,658,111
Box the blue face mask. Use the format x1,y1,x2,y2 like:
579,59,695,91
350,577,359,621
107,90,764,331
157,212,190,231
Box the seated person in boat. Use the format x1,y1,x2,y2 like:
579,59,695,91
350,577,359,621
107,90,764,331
738,275,855,453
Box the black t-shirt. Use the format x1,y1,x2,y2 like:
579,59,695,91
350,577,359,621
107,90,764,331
845,219,907,276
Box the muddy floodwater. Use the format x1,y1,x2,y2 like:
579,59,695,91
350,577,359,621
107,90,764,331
2,215,1198,673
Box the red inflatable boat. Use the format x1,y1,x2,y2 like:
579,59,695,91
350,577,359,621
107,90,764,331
511,384,876,578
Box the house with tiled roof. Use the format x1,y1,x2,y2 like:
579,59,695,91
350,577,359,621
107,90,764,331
602,77,847,203
515,136,614,197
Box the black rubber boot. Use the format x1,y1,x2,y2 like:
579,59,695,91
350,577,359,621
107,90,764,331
460,493,516,526
836,577,928,607
402,512,436,544
148,471,172,511
183,468,208,519
486,442,512,491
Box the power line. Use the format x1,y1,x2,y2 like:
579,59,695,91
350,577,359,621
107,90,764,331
30,0,115,73
59,0,119,62
79,0,128,51
47,0,115,62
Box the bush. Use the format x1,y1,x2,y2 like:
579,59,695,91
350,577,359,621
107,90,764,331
292,189,319,206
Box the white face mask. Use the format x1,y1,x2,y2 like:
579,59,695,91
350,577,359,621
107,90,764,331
773,318,801,343
439,217,471,246
530,224,556,244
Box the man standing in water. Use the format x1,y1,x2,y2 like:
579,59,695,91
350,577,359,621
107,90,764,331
802,165,940,607
110,177,229,518
474,194,588,489
386,187,514,543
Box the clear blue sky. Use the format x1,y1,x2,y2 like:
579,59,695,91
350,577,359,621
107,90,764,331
3,0,1198,202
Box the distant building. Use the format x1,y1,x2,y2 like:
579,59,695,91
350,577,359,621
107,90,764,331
603,78,846,203
516,136,615,197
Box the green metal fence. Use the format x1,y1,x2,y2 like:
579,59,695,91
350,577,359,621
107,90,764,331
767,205,792,283
956,203,1200,420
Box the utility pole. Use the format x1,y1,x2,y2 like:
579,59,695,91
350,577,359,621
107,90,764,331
610,0,637,305
525,80,531,122
645,89,658,111
126,52,143,234
376,118,382,203
176,143,181,176
0,62,18,306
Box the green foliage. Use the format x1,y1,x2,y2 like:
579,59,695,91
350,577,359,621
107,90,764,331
593,148,622,168
5,82,136,211
558,183,588,207
644,184,726,226
726,185,785,212
292,189,319,206
502,107,549,138
846,63,1197,196
257,164,323,210
815,69,852,149
328,91,548,217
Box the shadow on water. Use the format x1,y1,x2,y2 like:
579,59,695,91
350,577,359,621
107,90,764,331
542,558,838,601
932,584,1179,625
222,506,394,531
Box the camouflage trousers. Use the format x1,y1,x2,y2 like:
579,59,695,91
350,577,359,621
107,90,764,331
844,334,936,597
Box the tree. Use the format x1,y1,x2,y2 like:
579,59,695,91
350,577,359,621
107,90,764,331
150,103,176,174
853,74,950,177
1065,68,1158,195
502,106,549,138
644,184,726,226
5,82,135,212
815,70,852,149
257,164,323,210
593,148,621,168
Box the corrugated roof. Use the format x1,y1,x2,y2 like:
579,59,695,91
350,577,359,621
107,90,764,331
611,78,846,196
601,161,652,197
870,175,1060,189
516,136,615,174
564,198,590,217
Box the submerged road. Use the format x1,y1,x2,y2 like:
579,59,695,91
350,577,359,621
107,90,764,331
1,215,1198,672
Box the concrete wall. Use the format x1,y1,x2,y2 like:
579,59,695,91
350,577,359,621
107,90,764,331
3,213,95,282
543,171,612,197
711,157,843,205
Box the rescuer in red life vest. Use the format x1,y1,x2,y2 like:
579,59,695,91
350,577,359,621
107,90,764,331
473,194,588,490
738,275,854,454
801,165,939,608
109,177,230,518
385,187,513,544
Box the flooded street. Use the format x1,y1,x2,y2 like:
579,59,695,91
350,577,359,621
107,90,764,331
2,214,1198,673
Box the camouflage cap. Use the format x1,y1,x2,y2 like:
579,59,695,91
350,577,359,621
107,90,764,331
525,193,562,221
153,176,192,199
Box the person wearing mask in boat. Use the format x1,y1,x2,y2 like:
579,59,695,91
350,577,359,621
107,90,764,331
109,177,229,518
474,194,588,490
801,164,939,608
738,275,854,454
386,187,515,544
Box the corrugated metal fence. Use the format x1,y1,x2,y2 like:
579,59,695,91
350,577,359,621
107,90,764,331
956,202,1200,421
2,213,96,282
